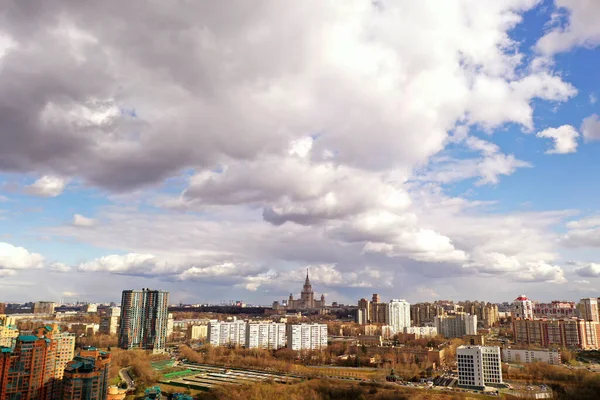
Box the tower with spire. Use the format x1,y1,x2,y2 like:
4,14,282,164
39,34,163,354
282,268,326,310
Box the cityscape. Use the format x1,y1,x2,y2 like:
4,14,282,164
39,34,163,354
2,0,600,400
1,274,600,399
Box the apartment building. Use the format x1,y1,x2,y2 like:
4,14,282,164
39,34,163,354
404,326,438,338
287,323,328,351
99,307,121,335
511,295,533,320
188,324,209,340
457,346,503,389
579,298,600,322
435,313,477,338
512,318,599,349
118,289,169,353
533,301,577,319
33,301,56,315
501,348,561,365
62,348,111,400
245,322,286,349
388,299,411,334
208,320,247,347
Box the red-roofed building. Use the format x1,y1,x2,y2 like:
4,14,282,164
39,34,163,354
512,295,533,320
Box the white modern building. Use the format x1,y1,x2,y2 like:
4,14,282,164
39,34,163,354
434,313,477,338
512,295,534,320
246,322,286,349
287,323,328,351
404,326,438,337
388,299,411,334
501,348,561,365
208,320,247,347
457,346,503,389
579,298,599,322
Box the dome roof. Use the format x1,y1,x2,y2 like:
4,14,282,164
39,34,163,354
515,295,529,301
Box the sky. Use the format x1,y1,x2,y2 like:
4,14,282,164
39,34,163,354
1,0,600,306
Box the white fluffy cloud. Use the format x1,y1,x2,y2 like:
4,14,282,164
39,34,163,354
581,114,600,142
72,214,96,227
0,242,45,271
536,0,600,54
536,125,579,154
25,175,68,197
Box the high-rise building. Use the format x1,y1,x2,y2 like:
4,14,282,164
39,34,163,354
511,295,533,320
35,324,76,380
118,289,169,353
435,313,477,338
62,348,111,400
410,302,445,326
100,307,121,335
287,323,328,351
285,270,326,310
457,346,502,389
0,315,18,348
356,298,370,325
245,322,286,349
369,294,388,324
0,303,5,314
33,301,56,315
388,299,411,334
208,321,247,347
579,298,600,322
0,334,57,400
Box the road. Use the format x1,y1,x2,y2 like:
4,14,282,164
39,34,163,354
119,367,135,391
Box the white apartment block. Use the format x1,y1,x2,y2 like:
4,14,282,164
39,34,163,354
457,346,503,389
208,321,247,347
246,322,286,349
434,313,477,338
404,326,438,337
501,348,561,365
287,323,328,351
388,299,411,334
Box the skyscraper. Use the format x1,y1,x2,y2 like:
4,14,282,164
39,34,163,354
286,270,326,309
118,289,169,353
62,348,111,400
388,299,411,334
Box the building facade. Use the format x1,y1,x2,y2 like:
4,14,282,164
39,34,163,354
208,321,247,347
62,348,111,400
0,315,18,348
99,307,121,335
33,301,56,315
457,346,503,389
388,299,411,334
511,295,533,320
512,318,599,349
118,289,170,353
187,324,208,340
579,298,600,322
287,323,328,351
285,271,326,310
0,334,58,400
533,301,577,319
501,348,561,365
435,313,477,338
404,326,438,337
246,322,286,349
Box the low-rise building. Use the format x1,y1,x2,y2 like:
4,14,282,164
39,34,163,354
404,326,438,338
457,346,503,389
501,348,561,365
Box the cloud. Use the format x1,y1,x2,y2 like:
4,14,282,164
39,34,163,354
581,114,600,142
0,1,576,191
0,242,45,271
536,125,579,154
536,0,600,54
48,262,72,272
575,263,600,277
72,214,96,227
25,175,68,197
590,93,597,105
563,216,600,247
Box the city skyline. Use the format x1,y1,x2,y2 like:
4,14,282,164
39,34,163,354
2,1,600,305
